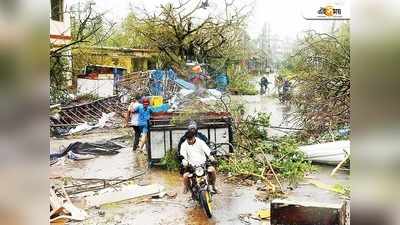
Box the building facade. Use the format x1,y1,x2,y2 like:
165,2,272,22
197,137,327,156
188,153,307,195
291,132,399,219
72,46,159,75
50,0,73,86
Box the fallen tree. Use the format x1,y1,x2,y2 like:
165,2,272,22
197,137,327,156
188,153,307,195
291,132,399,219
159,96,313,195
219,112,313,192
280,23,350,139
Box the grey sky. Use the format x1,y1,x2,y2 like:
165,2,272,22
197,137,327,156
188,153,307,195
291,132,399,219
66,0,345,40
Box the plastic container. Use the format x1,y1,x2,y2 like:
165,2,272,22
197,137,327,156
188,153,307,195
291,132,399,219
150,96,163,107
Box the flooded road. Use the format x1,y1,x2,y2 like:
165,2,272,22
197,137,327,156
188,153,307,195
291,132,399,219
50,76,349,225
231,73,295,136
51,134,348,225
51,130,268,225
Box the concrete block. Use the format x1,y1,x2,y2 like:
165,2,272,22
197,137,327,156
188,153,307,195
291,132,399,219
271,199,347,225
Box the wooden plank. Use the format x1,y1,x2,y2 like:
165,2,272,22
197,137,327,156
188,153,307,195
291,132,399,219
271,199,346,225
84,184,163,208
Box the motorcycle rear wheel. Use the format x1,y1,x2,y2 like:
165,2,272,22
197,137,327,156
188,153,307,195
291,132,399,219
199,190,212,218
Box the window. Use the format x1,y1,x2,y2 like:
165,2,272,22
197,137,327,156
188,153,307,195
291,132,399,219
132,58,144,72
51,0,63,22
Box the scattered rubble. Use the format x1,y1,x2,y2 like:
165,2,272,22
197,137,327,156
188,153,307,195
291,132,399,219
50,185,88,224
50,96,127,135
84,183,165,208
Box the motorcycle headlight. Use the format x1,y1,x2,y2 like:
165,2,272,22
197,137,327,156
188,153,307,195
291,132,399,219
195,167,205,177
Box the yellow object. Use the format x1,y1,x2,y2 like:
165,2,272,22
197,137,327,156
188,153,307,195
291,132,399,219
309,180,346,195
150,96,163,107
257,209,271,219
206,191,212,211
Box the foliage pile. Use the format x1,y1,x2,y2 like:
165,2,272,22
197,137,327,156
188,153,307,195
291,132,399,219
219,112,313,188
162,97,312,190
227,68,258,95
160,149,180,171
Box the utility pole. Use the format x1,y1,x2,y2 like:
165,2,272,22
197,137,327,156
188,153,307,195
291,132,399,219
267,22,271,73
260,22,270,73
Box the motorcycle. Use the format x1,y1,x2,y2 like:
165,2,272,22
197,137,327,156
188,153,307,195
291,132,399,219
187,151,218,218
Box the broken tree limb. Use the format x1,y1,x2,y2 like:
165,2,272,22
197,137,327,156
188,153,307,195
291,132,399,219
263,152,284,192
330,153,350,176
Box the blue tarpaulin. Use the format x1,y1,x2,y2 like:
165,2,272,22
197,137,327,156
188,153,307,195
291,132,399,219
150,70,164,96
149,69,195,97
215,73,229,91
167,68,177,80
174,78,196,90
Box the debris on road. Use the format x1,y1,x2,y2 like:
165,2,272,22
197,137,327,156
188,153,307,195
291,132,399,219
67,151,97,160
50,95,127,135
257,209,271,219
50,185,88,224
330,153,350,176
84,183,165,208
299,140,350,165
218,112,313,194
50,140,123,164
166,191,177,199
60,171,146,195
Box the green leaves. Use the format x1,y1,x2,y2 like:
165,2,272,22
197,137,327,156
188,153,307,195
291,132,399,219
160,149,180,171
219,112,312,186
280,23,350,138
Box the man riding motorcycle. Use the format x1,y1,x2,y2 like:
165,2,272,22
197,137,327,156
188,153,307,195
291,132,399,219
180,122,218,194
177,121,208,173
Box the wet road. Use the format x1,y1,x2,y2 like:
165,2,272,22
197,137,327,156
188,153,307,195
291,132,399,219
51,134,348,225
51,131,268,225
231,73,295,136
50,76,349,224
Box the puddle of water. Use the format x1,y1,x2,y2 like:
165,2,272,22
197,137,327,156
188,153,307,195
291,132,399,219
287,165,350,204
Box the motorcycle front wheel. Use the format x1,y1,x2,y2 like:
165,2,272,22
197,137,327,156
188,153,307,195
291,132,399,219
199,190,212,218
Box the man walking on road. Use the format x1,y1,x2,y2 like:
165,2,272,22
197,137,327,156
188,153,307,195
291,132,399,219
125,95,142,151
260,75,269,95
135,97,153,151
